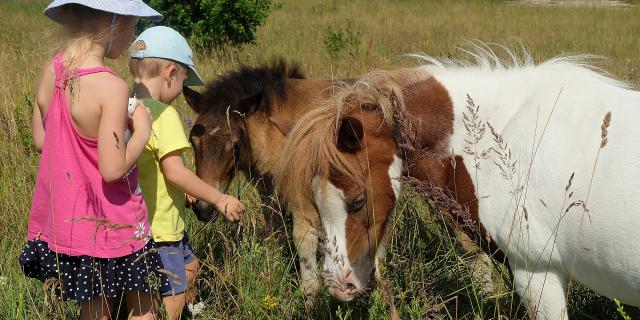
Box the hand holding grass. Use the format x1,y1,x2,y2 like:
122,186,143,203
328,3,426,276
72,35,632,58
212,194,244,222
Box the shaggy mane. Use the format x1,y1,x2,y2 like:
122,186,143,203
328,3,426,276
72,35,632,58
199,58,305,115
275,68,431,207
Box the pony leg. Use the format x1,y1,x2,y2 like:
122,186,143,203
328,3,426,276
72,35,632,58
452,228,497,295
511,266,568,320
470,251,497,296
292,210,320,298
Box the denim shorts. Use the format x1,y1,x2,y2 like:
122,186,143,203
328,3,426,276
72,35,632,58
156,233,196,296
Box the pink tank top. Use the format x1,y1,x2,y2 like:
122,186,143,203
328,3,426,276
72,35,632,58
28,53,150,258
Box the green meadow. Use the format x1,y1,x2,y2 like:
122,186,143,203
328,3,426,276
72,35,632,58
1,0,639,319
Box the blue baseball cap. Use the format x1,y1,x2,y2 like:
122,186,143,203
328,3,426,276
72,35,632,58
129,26,204,86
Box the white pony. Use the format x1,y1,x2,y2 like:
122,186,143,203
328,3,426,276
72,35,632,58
277,45,640,319
417,47,640,318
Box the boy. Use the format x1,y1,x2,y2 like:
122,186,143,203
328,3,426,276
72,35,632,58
129,26,244,319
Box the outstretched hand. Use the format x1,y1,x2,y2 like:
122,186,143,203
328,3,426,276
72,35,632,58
214,194,244,222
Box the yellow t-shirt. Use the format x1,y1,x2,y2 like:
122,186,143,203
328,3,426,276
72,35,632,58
137,98,191,242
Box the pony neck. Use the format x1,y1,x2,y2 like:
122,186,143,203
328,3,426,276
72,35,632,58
428,68,536,156
276,78,341,118
243,78,343,179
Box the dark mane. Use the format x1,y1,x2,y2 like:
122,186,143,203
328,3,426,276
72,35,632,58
198,58,305,116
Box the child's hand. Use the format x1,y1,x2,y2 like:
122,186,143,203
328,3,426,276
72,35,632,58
130,100,152,134
213,194,244,222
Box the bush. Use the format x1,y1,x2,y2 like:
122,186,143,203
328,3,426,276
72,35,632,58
323,20,361,59
323,27,346,59
143,0,272,48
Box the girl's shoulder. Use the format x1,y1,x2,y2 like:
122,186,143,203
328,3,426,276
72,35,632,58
84,71,127,90
81,71,128,102
35,59,56,111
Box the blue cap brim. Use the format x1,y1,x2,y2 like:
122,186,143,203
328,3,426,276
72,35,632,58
185,66,204,86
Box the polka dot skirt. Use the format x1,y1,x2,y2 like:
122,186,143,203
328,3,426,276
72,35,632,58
19,239,171,303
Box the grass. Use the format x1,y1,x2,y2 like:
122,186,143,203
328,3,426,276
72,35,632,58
1,0,639,319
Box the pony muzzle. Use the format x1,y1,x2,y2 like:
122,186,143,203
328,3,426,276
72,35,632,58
322,268,365,301
192,200,216,222
322,268,366,302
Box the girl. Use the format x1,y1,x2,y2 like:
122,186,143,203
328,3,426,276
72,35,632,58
20,1,169,319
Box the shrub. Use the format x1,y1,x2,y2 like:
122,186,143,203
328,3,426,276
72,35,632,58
323,20,361,59
142,0,272,48
323,27,346,59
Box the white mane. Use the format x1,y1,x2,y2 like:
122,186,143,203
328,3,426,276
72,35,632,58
409,42,632,90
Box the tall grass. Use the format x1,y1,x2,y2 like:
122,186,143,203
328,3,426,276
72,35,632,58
1,0,639,319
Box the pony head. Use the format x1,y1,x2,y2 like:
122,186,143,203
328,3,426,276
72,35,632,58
183,60,304,219
313,107,403,301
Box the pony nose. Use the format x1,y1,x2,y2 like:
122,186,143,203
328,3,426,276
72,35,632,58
192,200,216,222
332,273,362,301
342,279,358,293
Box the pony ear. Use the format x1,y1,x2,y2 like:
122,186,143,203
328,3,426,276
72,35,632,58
236,91,263,115
337,116,364,153
183,86,202,113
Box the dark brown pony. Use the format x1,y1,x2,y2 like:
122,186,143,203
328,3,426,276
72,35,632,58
182,60,351,298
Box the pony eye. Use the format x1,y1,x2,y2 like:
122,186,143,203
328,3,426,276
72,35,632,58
190,124,206,137
347,193,366,213
232,142,241,157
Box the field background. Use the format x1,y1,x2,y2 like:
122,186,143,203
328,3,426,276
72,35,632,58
1,0,639,319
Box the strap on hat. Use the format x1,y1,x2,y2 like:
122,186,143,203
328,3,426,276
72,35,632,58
106,14,117,55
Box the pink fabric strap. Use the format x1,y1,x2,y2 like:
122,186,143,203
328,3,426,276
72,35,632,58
53,53,116,89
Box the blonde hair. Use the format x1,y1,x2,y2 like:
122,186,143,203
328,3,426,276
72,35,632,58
57,4,136,74
128,40,188,80
275,68,431,207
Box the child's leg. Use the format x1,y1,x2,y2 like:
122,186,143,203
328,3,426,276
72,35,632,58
163,292,187,319
125,291,156,320
80,296,114,320
158,234,198,319
163,259,199,319
184,258,200,303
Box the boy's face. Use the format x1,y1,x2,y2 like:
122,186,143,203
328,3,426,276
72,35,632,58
162,67,189,104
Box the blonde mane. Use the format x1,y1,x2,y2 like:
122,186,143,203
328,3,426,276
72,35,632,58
274,68,431,208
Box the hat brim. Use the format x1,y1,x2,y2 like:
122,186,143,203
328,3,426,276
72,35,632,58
44,0,163,24
185,66,204,86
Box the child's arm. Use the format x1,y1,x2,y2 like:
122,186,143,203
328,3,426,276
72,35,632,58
31,105,44,153
97,77,152,182
31,60,55,153
161,150,244,222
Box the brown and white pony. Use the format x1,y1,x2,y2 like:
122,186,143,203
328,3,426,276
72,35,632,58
275,68,496,301
276,49,640,319
183,60,350,298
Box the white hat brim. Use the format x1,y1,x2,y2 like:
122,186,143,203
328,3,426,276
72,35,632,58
44,0,163,24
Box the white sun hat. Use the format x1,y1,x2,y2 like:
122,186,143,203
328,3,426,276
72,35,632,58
129,26,204,86
44,0,163,24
